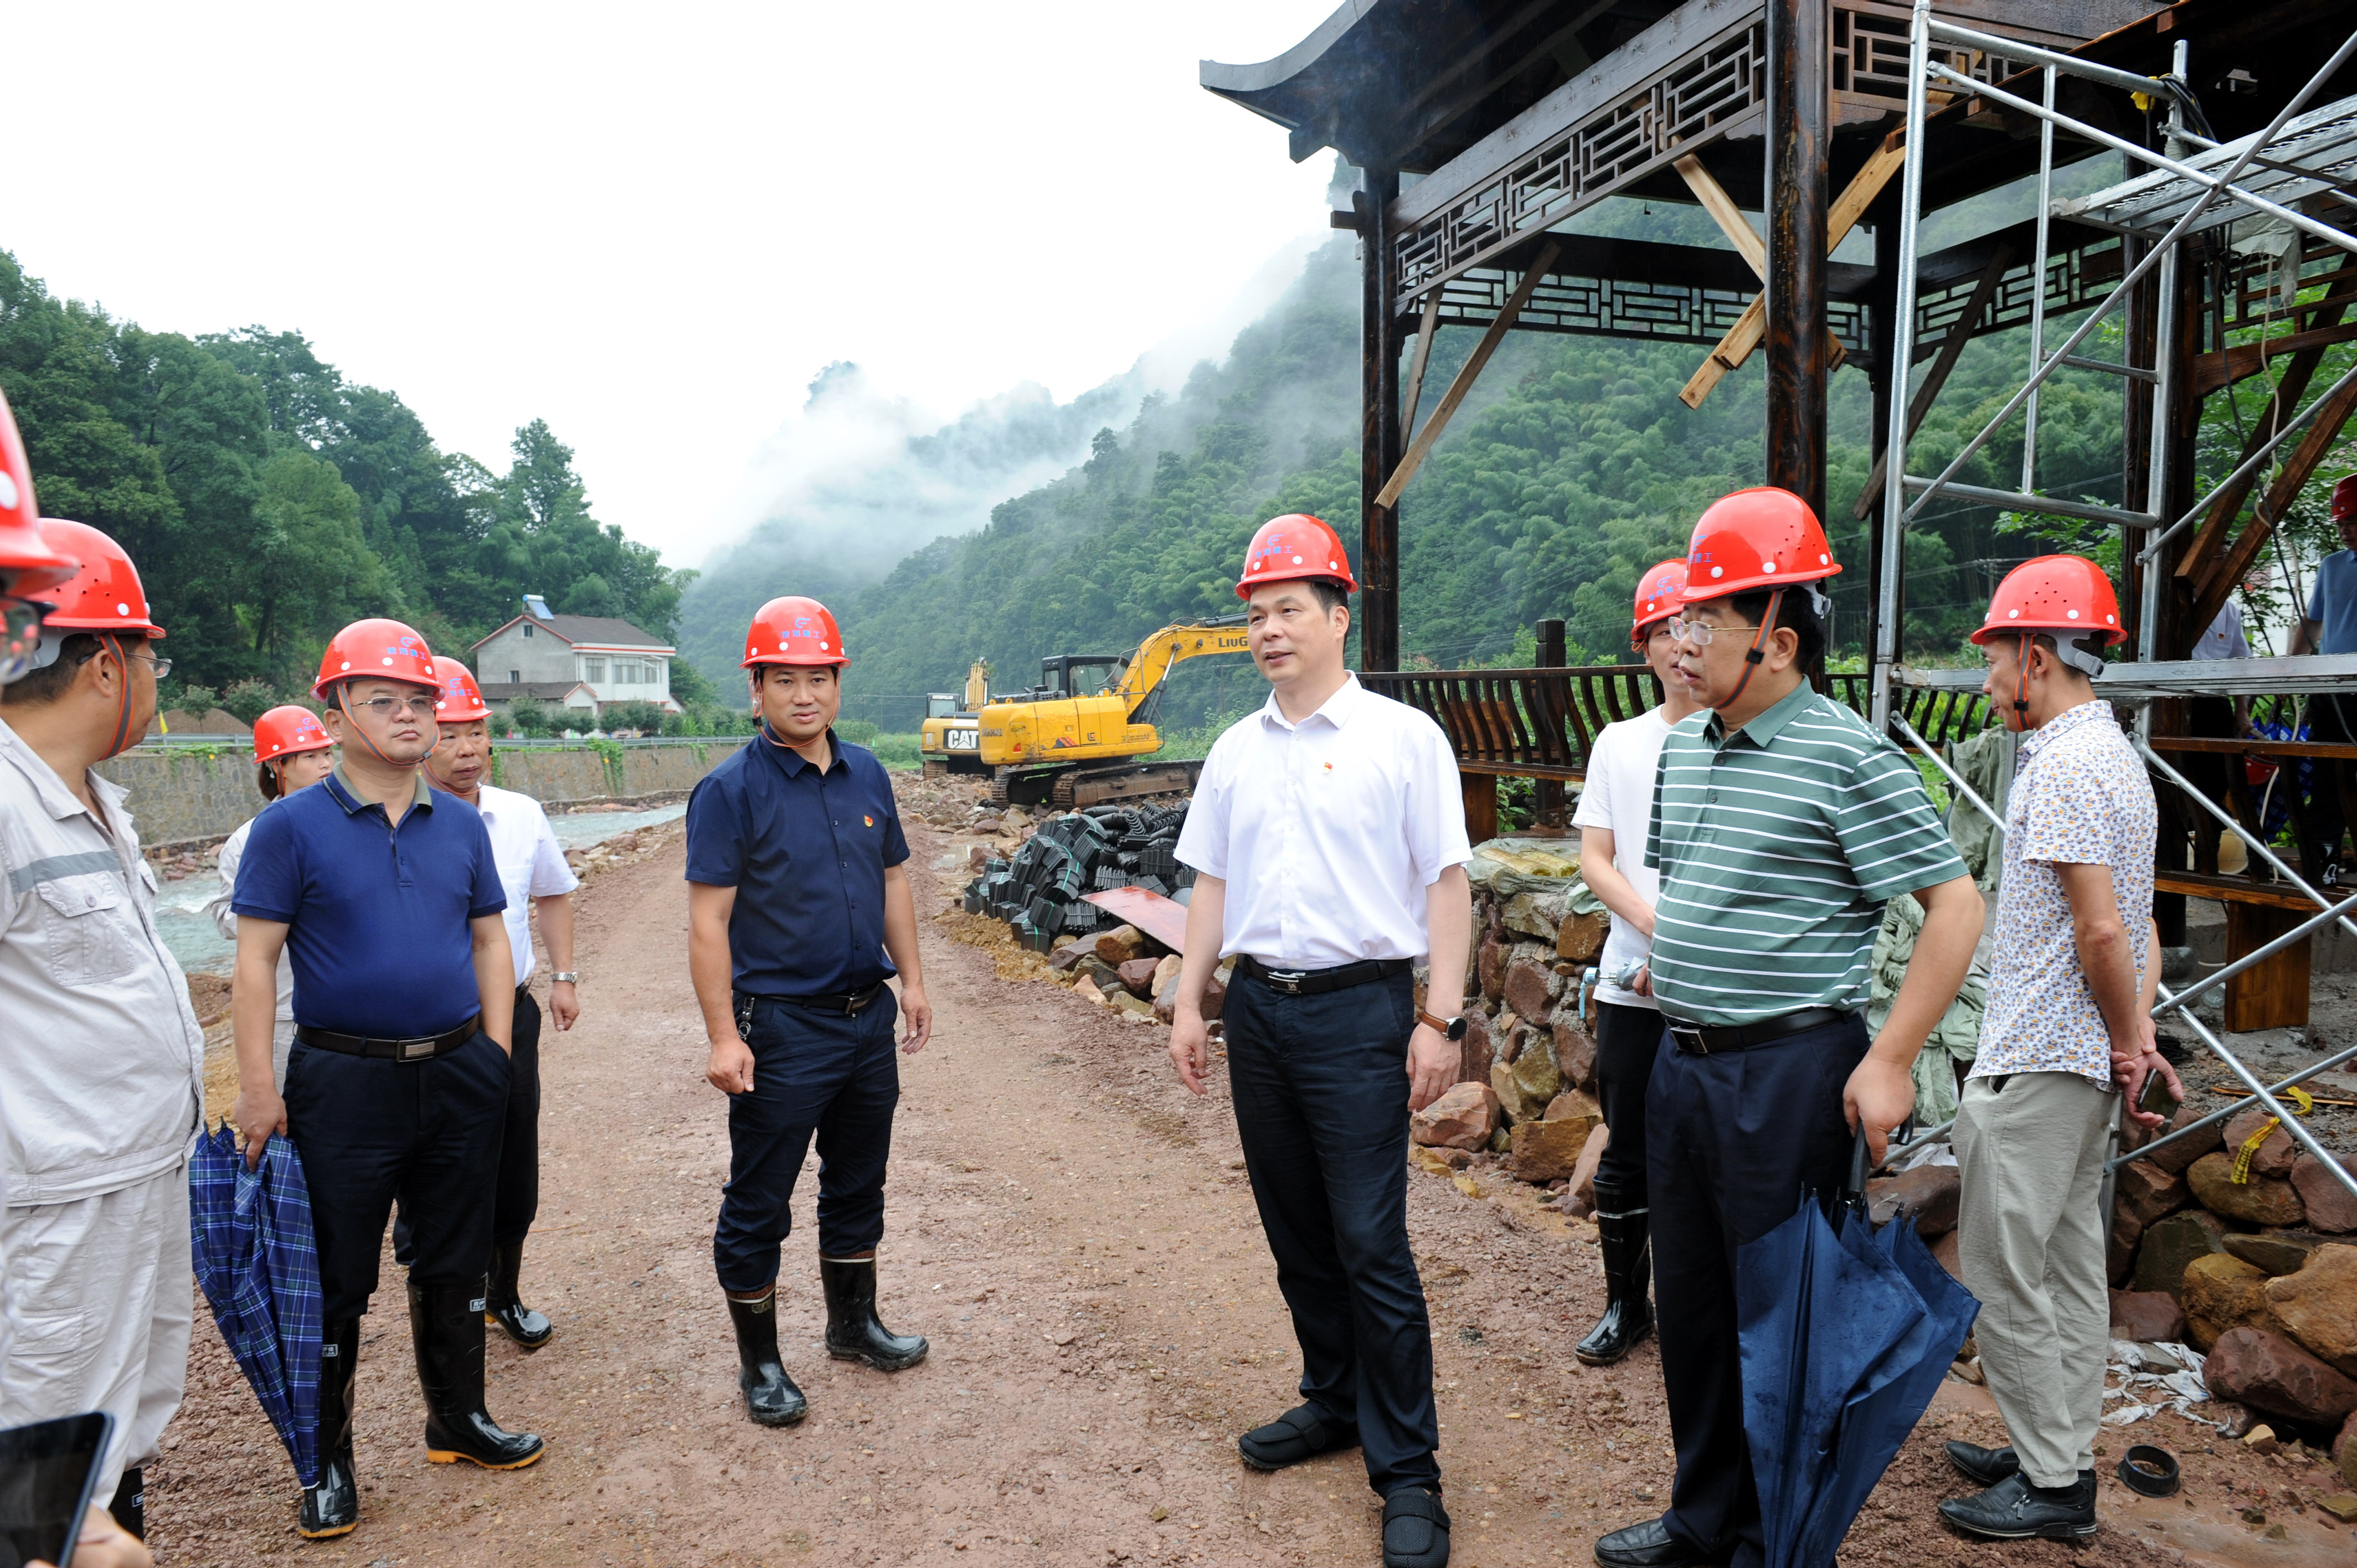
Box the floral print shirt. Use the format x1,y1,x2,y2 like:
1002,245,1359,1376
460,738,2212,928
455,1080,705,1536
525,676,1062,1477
1974,699,2155,1088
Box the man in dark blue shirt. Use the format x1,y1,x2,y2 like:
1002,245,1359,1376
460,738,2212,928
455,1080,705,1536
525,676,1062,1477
229,618,540,1540
686,595,933,1427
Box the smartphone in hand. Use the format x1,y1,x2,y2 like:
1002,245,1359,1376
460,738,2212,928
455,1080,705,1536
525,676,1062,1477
2136,1066,2181,1125
0,1411,115,1568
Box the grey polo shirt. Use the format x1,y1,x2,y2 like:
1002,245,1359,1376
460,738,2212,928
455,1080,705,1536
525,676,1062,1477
1644,682,1967,1028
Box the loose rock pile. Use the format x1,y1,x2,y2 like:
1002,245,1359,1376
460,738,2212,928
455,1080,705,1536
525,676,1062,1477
2110,1101,2357,1461
963,803,1194,952
1407,842,1616,1213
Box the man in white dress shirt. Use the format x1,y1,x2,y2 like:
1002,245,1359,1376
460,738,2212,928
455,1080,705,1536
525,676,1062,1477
1169,513,1471,1568
210,706,338,1089
1567,558,1701,1368
403,664,580,1349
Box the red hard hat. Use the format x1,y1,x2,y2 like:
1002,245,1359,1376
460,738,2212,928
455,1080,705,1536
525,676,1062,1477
433,664,492,722
2333,474,2357,522
1236,513,1358,599
1969,554,2126,646
1632,558,1689,645
253,705,332,764
743,596,847,668
313,617,438,697
1679,487,1841,603
0,391,73,595
32,519,166,637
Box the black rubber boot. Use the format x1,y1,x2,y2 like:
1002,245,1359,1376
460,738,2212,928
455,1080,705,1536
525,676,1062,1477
820,1256,929,1371
407,1280,545,1470
485,1239,555,1350
1574,1182,1654,1366
726,1287,810,1426
299,1318,361,1539
106,1466,143,1541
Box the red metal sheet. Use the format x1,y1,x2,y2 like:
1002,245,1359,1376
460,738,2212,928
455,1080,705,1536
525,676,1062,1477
1083,888,1191,953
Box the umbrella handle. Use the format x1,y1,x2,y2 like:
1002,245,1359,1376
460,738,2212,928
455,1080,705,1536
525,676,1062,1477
1844,1127,1873,1214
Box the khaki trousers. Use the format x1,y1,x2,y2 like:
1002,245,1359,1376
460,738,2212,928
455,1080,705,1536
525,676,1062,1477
0,1162,194,1503
1954,1070,2114,1489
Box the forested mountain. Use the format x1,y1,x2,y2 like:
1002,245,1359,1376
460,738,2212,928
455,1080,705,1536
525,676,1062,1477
0,252,700,705
698,197,2346,734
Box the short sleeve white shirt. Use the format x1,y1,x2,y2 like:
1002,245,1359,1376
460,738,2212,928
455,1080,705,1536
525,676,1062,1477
210,813,294,1022
1175,674,1472,967
466,783,580,987
1572,709,1673,1010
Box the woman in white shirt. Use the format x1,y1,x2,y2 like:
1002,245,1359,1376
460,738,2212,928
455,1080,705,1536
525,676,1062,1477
207,706,336,1090
1567,559,1701,1366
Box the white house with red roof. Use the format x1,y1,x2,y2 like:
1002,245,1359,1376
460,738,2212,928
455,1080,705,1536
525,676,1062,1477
471,594,681,715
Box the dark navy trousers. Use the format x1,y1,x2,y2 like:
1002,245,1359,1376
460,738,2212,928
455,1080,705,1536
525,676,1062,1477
1226,968,1440,1498
392,986,542,1266
285,1029,511,1321
713,989,900,1294
1592,1000,1666,1200
1648,1013,1869,1568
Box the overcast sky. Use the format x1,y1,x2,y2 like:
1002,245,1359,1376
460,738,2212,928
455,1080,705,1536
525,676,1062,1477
8,2,1342,566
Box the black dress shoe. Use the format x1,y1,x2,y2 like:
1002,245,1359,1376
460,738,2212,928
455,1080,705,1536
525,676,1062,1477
1593,1515,1707,1568
1944,1440,2019,1488
1382,1487,1450,1568
1237,1403,1360,1471
1937,1472,2098,1540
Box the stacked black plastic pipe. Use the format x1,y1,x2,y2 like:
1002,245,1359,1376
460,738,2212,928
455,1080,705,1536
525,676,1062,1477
964,802,1194,952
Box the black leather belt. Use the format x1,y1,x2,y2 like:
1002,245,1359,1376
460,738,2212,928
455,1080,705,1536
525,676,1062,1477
1665,1006,1854,1056
295,1014,481,1063
737,981,889,1018
1234,954,1412,997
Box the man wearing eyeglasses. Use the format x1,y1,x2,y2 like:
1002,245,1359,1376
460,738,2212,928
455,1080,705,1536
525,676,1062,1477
0,521,203,1549
228,617,538,1541
1593,491,1982,1568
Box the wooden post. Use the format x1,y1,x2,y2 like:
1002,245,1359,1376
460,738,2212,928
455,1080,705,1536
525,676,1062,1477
1461,771,1499,848
1360,170,1403,673
2224,904,2312,1033
1531,618,1568,838
1765,0,1829,524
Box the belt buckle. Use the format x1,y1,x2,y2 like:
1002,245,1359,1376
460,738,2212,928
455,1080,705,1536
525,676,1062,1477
1264,967,1307,994
1670,1027,1708,1055
398,1037,435,1063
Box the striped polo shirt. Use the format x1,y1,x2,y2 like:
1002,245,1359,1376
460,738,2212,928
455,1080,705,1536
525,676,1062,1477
1643,682,1967,1027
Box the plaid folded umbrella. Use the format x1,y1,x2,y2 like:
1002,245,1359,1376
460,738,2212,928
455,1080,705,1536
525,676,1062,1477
189,1125,322,1486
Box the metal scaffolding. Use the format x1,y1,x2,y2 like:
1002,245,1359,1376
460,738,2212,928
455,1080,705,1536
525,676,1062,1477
1868,1,2357,1198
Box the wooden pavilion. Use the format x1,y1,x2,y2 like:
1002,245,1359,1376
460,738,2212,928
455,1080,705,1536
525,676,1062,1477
1205,0,2357,1030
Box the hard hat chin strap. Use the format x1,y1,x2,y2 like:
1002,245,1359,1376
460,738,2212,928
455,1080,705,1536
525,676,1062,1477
336,684,411,771
1723,587,1785,709
95,635,140,760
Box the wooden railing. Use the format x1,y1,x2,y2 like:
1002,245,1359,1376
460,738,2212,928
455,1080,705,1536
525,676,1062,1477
1361,665,1997,781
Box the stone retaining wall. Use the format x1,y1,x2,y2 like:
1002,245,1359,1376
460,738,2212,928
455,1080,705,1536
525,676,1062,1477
96,740,748,850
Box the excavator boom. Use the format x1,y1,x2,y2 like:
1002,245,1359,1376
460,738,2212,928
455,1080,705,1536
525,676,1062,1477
1114,617,1250,719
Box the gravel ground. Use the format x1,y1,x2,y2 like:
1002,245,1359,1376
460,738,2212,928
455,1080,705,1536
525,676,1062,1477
138,795,2355,1565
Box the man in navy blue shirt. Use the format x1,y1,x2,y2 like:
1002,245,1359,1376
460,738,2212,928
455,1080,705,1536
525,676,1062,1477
686,595,933,1427
229,618,539,1540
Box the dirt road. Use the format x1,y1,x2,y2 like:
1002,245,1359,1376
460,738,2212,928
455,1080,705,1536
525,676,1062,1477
145,804,2349,1566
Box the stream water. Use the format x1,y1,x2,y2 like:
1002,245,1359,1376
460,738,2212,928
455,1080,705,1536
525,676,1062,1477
152,802,688,975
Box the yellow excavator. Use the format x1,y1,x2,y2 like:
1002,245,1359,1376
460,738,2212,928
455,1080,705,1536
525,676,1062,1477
919,619,1251,806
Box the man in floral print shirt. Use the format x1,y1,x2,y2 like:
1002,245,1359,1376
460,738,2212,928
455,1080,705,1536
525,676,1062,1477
1940,558,2179,1544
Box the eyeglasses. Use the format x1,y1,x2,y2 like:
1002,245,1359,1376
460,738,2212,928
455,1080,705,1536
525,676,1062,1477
127,652,172,680
347,694,438,718
1665,616,1744,647
0,597,39,683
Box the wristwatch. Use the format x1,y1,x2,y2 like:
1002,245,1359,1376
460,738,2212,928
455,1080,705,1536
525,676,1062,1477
552,972,580,984
1418,1009,1468,1041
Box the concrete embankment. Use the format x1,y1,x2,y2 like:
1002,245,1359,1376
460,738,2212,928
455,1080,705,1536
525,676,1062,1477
99,738,748,851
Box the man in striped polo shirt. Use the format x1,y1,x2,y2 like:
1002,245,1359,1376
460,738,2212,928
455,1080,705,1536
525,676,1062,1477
1593,489,1983,1568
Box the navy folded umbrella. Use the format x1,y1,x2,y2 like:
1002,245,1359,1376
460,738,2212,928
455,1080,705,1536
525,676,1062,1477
188,1125,322,1487
1736,1137,1979,1568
